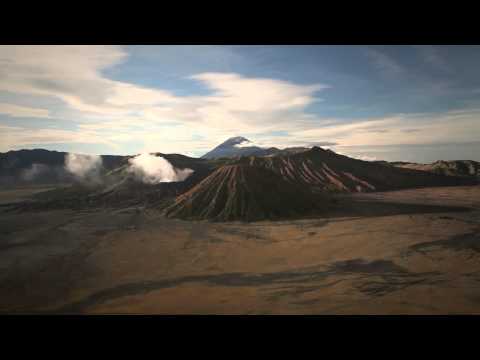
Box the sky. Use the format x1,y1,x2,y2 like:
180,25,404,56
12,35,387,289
1,45,480,162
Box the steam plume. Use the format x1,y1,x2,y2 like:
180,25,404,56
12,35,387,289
21,163,49,181
234,139,257,148
65,153,103,181
127,153,194,184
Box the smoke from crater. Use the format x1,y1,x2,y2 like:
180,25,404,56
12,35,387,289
21,163,50,181
127,153,194,184
65,153,103,182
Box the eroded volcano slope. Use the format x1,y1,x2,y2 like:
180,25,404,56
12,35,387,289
235,147,475,193
164,164,329,221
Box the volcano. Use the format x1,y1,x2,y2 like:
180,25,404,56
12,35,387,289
164,164,329,221
201,136,310,159
233,146,476,193
0,149,127,187
19,153,217,211
163,146,476,221
201,136,272,159
7,142,478,221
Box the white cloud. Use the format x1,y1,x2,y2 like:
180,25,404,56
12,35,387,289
291,109,480,147
335,151,378,162
106,83,180,107
0,103,50,118
0,46,126,107
190,72,326,112
0,124,119,152
234,138,256,148
0,45,332,154
1,45,479,158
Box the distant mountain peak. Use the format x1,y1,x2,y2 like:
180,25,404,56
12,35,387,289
222,136,251,147
227,136,249,142
201,136,262,159
201,136,315,159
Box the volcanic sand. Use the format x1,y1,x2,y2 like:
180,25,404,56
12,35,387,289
1,185,480,314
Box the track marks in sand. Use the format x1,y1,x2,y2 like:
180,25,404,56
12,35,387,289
54,258,440,313
409,228,480,258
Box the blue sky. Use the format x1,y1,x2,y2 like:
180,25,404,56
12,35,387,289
1,45,480,162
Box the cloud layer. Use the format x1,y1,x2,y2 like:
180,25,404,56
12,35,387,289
0,45,479,161
0,46,330,154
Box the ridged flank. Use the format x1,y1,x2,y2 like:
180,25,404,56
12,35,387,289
164,164,328,221
234,147,476,193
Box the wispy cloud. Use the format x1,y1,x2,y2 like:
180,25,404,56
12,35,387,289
0,103,51,118
0,45,479,159
364,47,405,77
291,109,480,147
190,72,327,112
0,45,334,154
413,45,450,72
0,123,119,152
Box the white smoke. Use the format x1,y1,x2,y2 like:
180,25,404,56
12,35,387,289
234,139,337,150
21,163,49,181
65,153,103,180
127,153,194,184
234,139,257,148
356,155,378,162
332,149,378,162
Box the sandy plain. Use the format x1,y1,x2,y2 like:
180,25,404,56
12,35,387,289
1,185,479,314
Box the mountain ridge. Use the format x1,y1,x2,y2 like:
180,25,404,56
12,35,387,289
201,136,268,159
200,136,311,159
4,142,479,221
163,146,477,221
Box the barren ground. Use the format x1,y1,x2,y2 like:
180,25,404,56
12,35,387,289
1,185,480,314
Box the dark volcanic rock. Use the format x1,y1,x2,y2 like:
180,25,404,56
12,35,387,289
164,164,329,221
233,147,476,193
0,149,127,187
9,146,477,222
16,153,216,211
